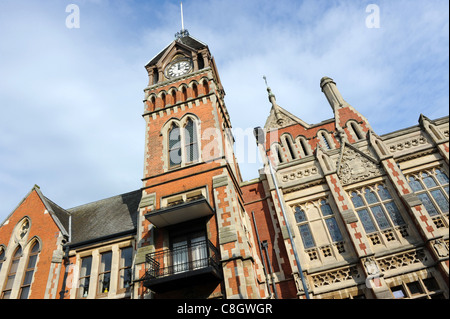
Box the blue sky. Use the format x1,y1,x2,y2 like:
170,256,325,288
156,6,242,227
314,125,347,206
0,0,448,223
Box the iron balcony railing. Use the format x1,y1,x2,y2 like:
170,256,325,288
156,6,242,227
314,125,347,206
144,239,220,281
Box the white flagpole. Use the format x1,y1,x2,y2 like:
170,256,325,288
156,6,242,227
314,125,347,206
181,2,184,31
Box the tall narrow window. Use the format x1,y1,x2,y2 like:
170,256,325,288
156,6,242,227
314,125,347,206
171,90,177,104
350,122,363,140
284,136,296,160
184,119,199,163
78,256,92,298
2,246,22,299
319,132,332,149
161,92,166,108
299,137,311,157
98,251,112,295
192,83,198,98
0,247,5,272
19,241,40,299
119,247,133,291
169,123,182,168
182,86,188,101
202,80,209,95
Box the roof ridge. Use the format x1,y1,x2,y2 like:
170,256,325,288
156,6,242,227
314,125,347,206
67,189,141,211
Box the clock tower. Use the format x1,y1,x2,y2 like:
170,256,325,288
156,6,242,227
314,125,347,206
134,30,265,299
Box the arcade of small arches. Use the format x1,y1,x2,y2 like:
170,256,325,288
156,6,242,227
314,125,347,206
145,78,211,112
270,120,367,165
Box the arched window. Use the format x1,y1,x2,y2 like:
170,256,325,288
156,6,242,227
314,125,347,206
202,80,209,95
318,131,333,150
282,135,296,160
171,90,177,105
19,241,40,299
293,198,346,262
349,121,364,141
181,86,188,101
168,122,182,168
167,116,200,169
297,136,312,157
161,92,166,108
0,246,5,272
184,118,199,163
192,83,198,98
149,95,156,111
2,246,22,299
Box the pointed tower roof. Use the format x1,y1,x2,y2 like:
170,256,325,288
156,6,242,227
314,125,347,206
262,76,310,130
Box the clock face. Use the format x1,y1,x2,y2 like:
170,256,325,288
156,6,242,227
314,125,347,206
165,59,192,79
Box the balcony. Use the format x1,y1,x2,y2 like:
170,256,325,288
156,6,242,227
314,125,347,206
142,239,222,293
145,197,214,228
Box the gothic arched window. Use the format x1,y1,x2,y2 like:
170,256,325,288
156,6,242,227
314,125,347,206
19,241,40,299
167,116,200,169
184,118,199,163
168,122,182,168
2,246,22,299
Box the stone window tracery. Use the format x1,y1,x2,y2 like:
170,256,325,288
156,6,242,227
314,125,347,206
349,183,409,247
293,198,346,262
406,167,449,229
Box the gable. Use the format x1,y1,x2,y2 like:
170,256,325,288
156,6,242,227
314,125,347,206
336,143,383,186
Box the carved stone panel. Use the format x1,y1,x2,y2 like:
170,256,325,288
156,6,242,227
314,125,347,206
337,148,383,185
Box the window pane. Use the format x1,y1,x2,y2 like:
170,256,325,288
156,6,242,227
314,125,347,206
294,207,307,223
120,268,132,289
169,125,181,166
364,189,378,204
5,275,15,290
384,202,405,226
417,193,439,216
377,185,392,200
121,247,133,268
407,281,423,295
435,169,449,185
100,252,112,273
430,189,449,213
422,173,437,188
325,217,343,242
2,291,11,299
371,205,390,229
423,277,439,292
78,277,90,298
27,254,37,269
357,209,377,233
391,285,406,299
299,224,315,249
320,202,333,216
10,259,20,274
80,256,92,277
30,242,40,254
98,272,111,294
408,177,423,192
22,270,34,286
19,286,30,299
351,192,364,208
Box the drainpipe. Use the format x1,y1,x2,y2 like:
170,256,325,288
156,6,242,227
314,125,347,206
261,240,279,299
254,127,311,299
251,211,274,298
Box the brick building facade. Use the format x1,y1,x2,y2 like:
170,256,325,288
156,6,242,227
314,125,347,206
0,31,448,299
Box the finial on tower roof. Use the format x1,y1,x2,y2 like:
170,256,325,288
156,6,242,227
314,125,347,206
175,2,190,39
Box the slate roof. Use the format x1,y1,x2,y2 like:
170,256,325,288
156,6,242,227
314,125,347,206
67,190,141,246
145,34,208,67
